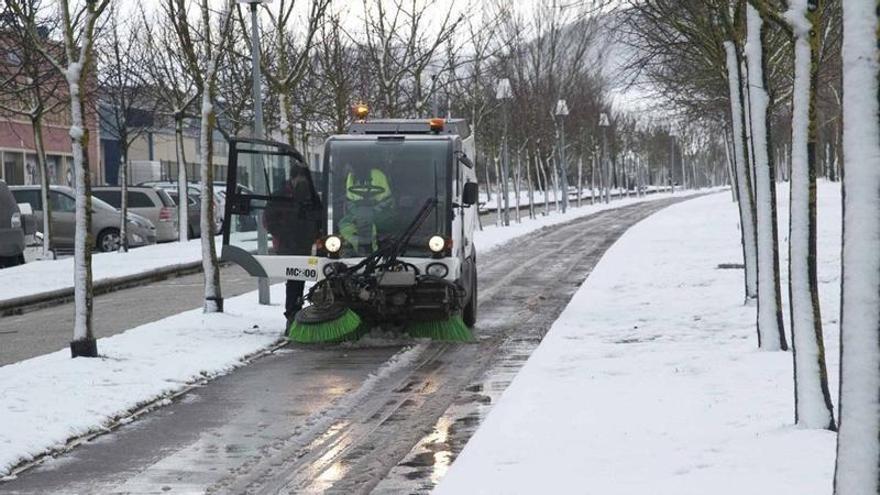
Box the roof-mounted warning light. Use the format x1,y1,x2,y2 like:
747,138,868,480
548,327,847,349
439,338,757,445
429,118,445,133
353,103,369,121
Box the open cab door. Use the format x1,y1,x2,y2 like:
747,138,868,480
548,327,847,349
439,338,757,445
221,138,329,282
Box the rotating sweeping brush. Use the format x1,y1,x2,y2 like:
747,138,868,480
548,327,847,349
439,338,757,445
406,315,473,342
288,302,362,343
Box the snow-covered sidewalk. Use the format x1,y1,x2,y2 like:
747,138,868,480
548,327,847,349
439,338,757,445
0,237,218,306
437,183,840,494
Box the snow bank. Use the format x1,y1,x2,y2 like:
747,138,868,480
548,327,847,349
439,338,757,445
0,284,285,478
437,182,841,494
0,237,220,305
474,188,711,254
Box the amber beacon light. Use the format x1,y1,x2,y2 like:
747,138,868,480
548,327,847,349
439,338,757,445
353,104,369,121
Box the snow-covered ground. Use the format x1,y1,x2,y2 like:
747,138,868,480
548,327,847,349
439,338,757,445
437,182,841,494
0,188,706,479
0,237,220,305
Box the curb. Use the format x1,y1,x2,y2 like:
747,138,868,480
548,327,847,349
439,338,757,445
0,261,205,317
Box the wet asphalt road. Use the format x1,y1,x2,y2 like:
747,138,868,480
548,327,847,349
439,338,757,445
0,265,259,366
1,197,691,494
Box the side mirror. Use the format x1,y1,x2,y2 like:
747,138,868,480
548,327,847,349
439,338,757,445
462,182,478,206
456,152,474,169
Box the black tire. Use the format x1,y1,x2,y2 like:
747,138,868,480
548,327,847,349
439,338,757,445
16,254,25,266
97,228,122,252
188,226,196,240
463,263,477,328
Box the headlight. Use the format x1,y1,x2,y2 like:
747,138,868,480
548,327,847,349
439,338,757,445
428,235,446,253
325,235,342,253
426,262,448,278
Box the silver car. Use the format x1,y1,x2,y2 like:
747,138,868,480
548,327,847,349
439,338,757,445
10,186,157,252
92,186,178,242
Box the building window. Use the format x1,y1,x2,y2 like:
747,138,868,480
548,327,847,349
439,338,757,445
2,151,25,185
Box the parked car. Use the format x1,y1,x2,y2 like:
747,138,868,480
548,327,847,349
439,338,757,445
92,186,178,242
10,186,157,252
0,179,26,267
165,190,202,239
140,181,224,233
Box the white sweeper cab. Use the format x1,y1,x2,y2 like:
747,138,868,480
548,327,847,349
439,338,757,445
221,114,480,342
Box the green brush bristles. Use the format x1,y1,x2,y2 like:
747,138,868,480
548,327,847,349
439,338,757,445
406,315,474,342
288,308,362,343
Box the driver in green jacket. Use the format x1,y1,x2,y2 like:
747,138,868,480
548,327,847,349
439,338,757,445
338,166,397,256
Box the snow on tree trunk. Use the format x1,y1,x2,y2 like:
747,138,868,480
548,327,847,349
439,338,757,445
67,61,95,348
175,115,189,242
200,85,222,313
784,1,835,430
724,41,759,303
744,6,788,351
833,0,880,491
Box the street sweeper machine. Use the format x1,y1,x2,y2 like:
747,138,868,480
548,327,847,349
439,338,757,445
221,113,480,343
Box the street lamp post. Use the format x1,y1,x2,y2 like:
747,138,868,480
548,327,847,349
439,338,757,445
554,99,569,213
240,0,270,304
496,78,512,226
599,112,611,204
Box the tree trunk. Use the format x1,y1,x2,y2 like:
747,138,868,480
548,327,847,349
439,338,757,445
745,5,787,351
513,152,522,223
724,41,759,302
119,145,129,252
68,66,96,357
549,157,560,212
833,0,880,491
200,90,222,313
577,156,583,207
787,0,835,430
175,114,190,242
538,156,550,215
494,155,502,226
31,114,53,259
526,152,536,219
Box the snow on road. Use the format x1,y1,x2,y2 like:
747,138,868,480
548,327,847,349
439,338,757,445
437,183,841,494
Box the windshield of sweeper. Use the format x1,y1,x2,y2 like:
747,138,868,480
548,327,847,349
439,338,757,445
325,138,450,258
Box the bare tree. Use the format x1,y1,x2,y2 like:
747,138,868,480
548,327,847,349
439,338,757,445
260,0,330,146
142,6,199,243
10,0,111,357
98,6,154,251
833,0,880,491
0,0,65,259
744,4,788,351
163,0,236,313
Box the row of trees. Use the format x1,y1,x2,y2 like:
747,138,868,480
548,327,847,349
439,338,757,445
619,0,879,491
0,1,729,358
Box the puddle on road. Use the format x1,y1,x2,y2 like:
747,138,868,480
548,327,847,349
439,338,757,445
373,337,542,494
